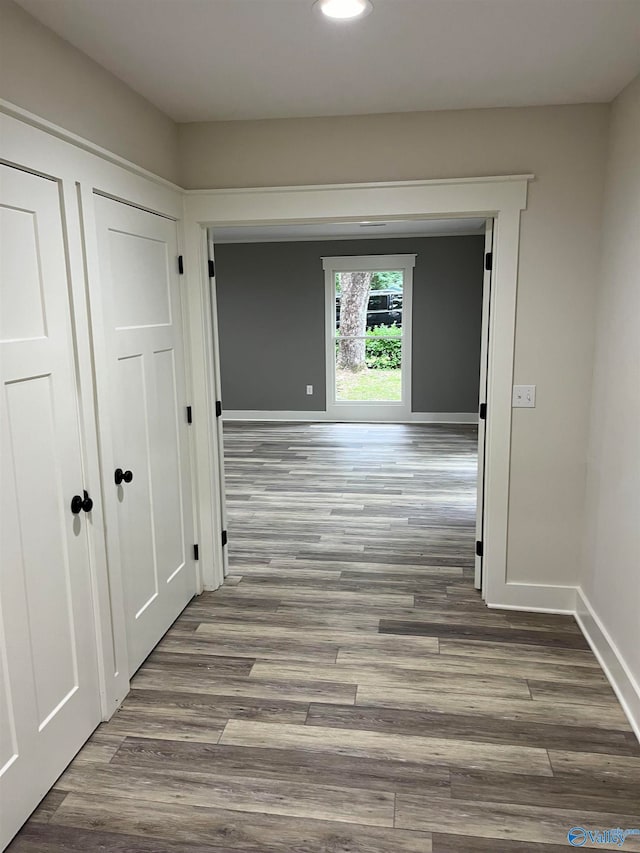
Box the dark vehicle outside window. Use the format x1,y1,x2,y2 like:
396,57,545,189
336,289,403,329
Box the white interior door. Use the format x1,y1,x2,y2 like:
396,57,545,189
475,219,493,593
0,165,101,848
207,237,229,577
94,196,196,674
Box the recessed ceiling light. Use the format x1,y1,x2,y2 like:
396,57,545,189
314,0,373,21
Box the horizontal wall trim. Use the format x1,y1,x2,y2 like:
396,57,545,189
222,410,478,424
214,229,485,244
576,587,640,743
186,174,536,196
0,99,181,192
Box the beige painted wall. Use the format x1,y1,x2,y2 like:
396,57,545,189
583,75,640,685
0,0,179,182
180,103,610,590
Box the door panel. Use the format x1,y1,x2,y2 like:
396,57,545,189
0,165,101,849
114,353,158,620
94,196,195,674
0,206,47,341
151,348,186,582
6,375,79,723
110,229,171,329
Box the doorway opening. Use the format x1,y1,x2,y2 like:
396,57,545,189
208,216,492,598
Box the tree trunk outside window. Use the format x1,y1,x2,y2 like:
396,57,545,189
338,271,371,371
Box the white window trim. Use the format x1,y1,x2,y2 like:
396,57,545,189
322,254,416,421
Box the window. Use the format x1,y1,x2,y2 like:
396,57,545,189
323,254,415,420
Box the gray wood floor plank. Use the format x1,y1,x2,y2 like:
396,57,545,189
431,834,589,852
379,619,590,649
396,794,640,849
439,638,601,668
48,794,434,852
250,660,533,699
55,761,395,827
111,737,450,795
336,648,609,685
306,702,639,755
355,685,632,730
449,768,640,814
220,719,553,776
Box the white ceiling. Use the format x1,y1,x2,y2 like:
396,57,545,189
16,0,640,122
211,217,486,243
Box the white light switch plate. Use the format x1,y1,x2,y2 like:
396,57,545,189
512,384,536,407
306,385,313,395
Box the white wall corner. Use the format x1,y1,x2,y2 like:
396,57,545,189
575,587,640,743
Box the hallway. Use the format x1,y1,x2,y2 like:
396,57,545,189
9,423,640,852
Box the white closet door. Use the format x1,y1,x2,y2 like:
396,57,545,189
0,165,101,849
94,196,196,674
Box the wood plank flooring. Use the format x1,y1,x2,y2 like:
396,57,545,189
9,422,640,852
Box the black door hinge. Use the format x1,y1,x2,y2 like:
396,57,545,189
215,400,222,418
221,530,228,547
485,252,493,271
186,405,193,424
208,259,215,278
178,255,184,274
479,402,487,420
193,544,199,561
476,540,484,558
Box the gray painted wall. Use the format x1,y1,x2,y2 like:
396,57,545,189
214,235,484,413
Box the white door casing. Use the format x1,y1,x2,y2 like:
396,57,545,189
323,254,416,421
475,219,494,593
0,165,101,849
93,196,197,674
185,177,533,608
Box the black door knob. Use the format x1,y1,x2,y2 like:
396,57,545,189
71,490,93,514
115,468,134,485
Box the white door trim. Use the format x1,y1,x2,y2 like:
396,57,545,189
323,253,415,421
185,175,531,607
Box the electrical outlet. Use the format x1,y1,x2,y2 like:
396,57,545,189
512,384,536,408
306,385,313,395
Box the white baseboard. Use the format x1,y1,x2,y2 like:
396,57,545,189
410,412,478,424
487,582,577,614
575,587,640,743
223,409,477,424
223,410,330,422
